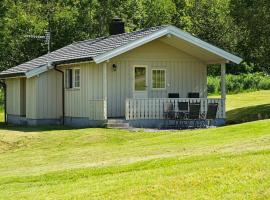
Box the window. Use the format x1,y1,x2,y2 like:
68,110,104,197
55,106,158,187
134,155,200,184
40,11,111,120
74,69,80,88
152,69,166,89
134,66,147,91
65,69,73,89
65,68,80,89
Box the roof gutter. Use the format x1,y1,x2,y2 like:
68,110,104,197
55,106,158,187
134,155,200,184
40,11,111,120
53,57,93,66
0,72,25,79
54,66,65,125
0,57,93,79
25,57,93,78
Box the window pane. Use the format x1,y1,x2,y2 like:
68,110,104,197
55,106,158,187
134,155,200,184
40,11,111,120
152,70,157,88
157,70,161,88
135,67,146,91
74,69,80,88
65,70,68,88
152,69,165,89
160,70,165,88
69,69,73,88
65,69,73,88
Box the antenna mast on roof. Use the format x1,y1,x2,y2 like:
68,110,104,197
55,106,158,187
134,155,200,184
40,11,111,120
24,0,51,67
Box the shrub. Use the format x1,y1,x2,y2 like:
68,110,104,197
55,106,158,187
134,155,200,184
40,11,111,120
208,73,270,94
207,76,220,94
258,76,270,90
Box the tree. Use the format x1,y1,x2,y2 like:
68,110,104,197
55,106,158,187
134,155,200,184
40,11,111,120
0,0,269,74
230,0,270,73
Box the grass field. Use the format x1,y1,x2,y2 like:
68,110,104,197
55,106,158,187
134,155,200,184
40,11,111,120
225,90,270,124
0,91,269,199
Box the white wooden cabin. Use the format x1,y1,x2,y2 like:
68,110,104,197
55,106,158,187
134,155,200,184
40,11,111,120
0,23,242,128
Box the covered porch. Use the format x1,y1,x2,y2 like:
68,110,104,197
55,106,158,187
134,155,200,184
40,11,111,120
89,62,227,128
124,63,227,127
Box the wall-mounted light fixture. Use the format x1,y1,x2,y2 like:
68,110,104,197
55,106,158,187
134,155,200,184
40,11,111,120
112,64,117,71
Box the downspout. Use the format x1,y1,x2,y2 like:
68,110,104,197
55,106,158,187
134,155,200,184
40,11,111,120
54,67,65,125
0,81,7,124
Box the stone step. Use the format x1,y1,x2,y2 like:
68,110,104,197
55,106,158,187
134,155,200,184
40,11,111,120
107,118,127,123
106,118,129,129
106,123,129,128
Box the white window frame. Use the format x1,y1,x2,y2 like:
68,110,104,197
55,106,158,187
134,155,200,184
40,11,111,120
73,68,81,89
133,65,148,92
151,68,166,90
65,67,81,89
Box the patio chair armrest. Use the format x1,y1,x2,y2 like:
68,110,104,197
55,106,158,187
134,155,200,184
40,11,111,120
200,112,206,119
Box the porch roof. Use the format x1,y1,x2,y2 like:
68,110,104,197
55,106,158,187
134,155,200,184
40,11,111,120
0,25,242,78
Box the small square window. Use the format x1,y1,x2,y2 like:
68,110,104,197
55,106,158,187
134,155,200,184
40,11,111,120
65,68,80,89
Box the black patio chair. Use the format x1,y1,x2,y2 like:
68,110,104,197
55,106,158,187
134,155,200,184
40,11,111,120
168,93,179,98
163,102,176,128
187,103,201,128
176,102,189,128
201,103,218,127
188,92,200,98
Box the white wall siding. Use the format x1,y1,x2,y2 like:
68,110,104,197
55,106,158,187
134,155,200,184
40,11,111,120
107,60,132,117
108,39,207,117
32,39,207,119
6,78,26,116
26,77,37,119
60,62,104,118
25,70,62,119
36,70,62,119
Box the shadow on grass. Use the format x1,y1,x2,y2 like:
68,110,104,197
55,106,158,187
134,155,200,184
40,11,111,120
0,123,92,132
0,104,269,132
226,104,270,125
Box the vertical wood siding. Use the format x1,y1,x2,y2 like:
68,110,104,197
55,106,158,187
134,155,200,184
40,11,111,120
60,62,104,118
25,70,62,119
21,39,207,119
36,70,62,119
107,39,207,117
26,77,37,119
6,78,26,116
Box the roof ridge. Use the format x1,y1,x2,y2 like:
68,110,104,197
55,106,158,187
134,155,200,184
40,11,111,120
73,25,169,44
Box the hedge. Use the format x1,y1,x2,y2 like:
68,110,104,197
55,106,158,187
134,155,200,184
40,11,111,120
208,73,270,94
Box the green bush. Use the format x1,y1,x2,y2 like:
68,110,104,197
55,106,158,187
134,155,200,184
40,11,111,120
207,76,220,94
208,73,270,94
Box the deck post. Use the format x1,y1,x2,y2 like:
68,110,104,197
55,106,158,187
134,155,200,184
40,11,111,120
221,63,226,118
221,63,226,99
103,62,108,119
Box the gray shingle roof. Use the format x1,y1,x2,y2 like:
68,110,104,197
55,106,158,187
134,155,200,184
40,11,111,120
0,25,168,77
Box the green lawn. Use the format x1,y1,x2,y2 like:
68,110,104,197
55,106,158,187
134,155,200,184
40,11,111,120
0,91,269,199
225,90,270,124
226,90,270,111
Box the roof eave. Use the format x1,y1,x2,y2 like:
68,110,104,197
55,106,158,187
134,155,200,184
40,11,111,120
93,25,243,64
93,29,169,63
25,57,93,78
167,26,243,64
0,72,25,79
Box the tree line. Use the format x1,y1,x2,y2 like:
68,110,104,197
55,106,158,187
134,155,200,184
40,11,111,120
0,0,269,74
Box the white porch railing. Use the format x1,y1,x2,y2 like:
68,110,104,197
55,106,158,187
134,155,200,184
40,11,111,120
89,99,107,120
125,98,225,120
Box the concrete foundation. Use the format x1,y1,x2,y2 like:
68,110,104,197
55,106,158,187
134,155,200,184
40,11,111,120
128,118,226,128
7,114,225,129
7,114,27,125
7,114,62,126
64,117,106,127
